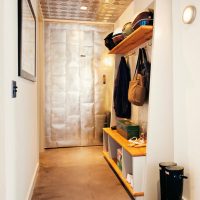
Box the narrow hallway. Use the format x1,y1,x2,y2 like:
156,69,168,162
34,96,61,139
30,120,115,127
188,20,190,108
32,146,132,200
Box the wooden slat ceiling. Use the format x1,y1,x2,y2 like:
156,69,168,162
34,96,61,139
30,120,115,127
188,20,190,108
40,0,133,23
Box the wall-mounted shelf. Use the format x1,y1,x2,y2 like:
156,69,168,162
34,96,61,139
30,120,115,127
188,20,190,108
103,128,146,198
104,128,146,156
109,26,153,54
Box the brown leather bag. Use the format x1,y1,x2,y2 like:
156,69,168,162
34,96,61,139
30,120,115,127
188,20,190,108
128,49,146,106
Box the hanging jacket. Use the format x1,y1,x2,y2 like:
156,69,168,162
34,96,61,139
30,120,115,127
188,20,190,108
114,57,131,118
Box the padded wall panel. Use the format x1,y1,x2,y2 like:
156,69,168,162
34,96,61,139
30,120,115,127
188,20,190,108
45,22,113,147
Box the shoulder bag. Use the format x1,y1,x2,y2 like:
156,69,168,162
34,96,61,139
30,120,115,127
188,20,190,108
128,49,146,106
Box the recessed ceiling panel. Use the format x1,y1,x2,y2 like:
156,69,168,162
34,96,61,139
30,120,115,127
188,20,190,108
40,0,133,22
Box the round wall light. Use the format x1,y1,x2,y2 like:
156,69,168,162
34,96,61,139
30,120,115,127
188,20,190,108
182,5,196,24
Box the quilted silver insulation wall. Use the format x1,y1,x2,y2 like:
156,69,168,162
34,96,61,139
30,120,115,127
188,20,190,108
45,22,114,148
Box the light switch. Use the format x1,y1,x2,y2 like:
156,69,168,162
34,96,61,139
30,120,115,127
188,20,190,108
12,81,18,98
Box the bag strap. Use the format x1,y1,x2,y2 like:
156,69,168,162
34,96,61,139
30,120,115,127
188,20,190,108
141,48,149,71
133,48,142,78
141,48,147,62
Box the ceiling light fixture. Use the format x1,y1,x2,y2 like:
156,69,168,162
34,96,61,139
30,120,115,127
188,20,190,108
182,5,196,24
80,6,87,10
104,0,114,4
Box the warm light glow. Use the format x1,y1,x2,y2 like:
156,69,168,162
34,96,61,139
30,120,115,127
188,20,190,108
80,6,87,10
103,56,113,67
182,6,196,24
104,0,114,4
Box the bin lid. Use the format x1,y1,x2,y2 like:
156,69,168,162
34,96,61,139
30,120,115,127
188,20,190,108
159,162,177,168
166,166,184,172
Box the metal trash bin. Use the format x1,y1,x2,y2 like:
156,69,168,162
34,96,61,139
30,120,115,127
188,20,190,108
159,162,177,200
165,166,188,200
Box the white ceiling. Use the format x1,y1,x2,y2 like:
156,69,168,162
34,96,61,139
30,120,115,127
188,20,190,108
40,0,133,23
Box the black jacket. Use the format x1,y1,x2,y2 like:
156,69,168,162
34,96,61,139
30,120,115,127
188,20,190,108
114,57,131,118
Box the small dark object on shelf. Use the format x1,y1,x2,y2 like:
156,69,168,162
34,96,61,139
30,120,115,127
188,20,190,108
104,32,115,50
112,33,125,45
111,126,117,130
132,11,154,32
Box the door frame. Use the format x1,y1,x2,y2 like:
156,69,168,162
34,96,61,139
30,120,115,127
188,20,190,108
37,6,45,151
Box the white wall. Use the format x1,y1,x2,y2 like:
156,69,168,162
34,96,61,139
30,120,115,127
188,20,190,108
172,1,200,199
111,0,154,128
114,0,174,199
145,0,173,199
1,0,39,199
0,1,6,199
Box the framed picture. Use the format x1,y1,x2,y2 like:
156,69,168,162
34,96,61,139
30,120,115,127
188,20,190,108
18,0,36,82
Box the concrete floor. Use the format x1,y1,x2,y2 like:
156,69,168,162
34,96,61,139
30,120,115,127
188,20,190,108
32,146,132,200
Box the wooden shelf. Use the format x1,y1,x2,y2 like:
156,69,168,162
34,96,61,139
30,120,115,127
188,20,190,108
103,128,146,157
103,151,144,197
109,26,153,54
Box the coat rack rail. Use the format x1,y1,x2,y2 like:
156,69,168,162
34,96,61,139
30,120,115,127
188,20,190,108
125,41,152,57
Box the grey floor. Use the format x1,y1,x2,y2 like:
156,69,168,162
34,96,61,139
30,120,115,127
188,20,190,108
32,146,132,200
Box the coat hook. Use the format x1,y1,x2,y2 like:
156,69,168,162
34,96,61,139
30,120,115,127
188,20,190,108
148,41,152,46
144,41,152,49
125,51,136,57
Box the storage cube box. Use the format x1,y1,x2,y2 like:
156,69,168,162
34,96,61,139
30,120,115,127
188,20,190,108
116,119,140,139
